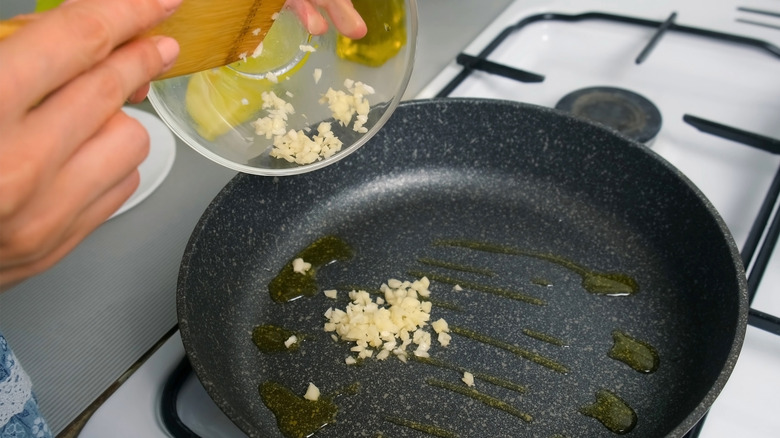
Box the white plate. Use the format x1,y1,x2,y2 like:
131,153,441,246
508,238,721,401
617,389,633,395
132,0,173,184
109,107,176,219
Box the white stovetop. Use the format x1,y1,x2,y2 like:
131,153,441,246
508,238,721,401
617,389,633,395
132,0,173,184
81,0,780,437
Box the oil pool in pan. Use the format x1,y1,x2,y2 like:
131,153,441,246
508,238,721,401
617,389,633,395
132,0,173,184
252,235,657,437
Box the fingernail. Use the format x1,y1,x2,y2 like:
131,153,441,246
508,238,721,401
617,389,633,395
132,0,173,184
306,11,329,35
157,0,183,15
154,36,180,72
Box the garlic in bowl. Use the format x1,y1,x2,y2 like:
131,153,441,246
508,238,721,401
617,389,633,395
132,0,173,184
148,0,417,176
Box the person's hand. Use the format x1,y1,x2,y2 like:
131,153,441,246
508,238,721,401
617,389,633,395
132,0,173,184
286,0,367,39
0,0,182,291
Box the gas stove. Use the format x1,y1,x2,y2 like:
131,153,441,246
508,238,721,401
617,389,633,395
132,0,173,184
79,0,779,437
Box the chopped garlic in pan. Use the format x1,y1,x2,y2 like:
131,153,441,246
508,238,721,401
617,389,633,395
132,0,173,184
303,382,320,401
324,277,451,364
292,257,311,273
284,335,298,349
462,371,475,387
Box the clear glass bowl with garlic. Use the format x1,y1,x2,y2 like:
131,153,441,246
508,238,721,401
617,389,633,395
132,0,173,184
148,0,417,176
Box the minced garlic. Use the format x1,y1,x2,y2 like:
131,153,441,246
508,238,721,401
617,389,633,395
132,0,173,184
462,372,475,387
251,91,295,139
303,382,320,401
251,41,264,58
284,335,298,348
324,277,450,364
249,76,373,164
269,122,343,164
292,257,311,273
320,79,375,134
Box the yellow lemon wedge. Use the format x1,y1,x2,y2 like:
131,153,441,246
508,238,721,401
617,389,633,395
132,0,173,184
185,9,312,140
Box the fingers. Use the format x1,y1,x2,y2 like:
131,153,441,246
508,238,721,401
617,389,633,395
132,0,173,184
286,0,367,38
0,0,182,113
0,0,181,288
28,35,178,163
0,171,140,290
0,34,177,218
128,83,153,104
313,0,367,39
0,111,149,269
286,0,329,35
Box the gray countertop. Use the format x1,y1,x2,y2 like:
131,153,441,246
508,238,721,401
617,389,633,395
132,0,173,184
0,0,514,434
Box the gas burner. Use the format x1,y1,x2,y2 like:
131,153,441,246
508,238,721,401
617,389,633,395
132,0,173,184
555,86,662,144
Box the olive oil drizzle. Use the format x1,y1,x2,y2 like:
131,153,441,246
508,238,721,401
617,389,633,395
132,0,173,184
531,277,552,287
433,239,639,296
426,378,534,423
450,325,569,374
256,236,651,437
325,381,362,398
259,381,340,438
417,257,496,277
426,298,464,313
407,269,546,306
252,324,302,353
384,415,459,438
411,355,528,394
579,389,637,434
608,330,660,373
522,328,567,347
268,235,353,303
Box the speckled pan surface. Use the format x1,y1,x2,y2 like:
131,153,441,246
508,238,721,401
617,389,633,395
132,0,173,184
177,98,748,438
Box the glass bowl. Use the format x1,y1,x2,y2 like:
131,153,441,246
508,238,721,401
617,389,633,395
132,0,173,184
148,0,417,176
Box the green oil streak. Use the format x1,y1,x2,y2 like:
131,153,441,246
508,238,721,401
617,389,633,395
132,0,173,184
417,257,496,277
450,325,569,375
426,378,533,423
579,389,637,434
522,328,567,347
407,270,546,306
252,324,301,353
608,330,660,373
531,277,552,287
384,416,459,438
259,381,339,438
325,381,361,398
411,355,528,394
433,239,639,297
427,298,464,312
269,236,353,303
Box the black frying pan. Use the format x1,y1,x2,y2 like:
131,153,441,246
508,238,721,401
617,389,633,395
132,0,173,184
177,99,747,438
